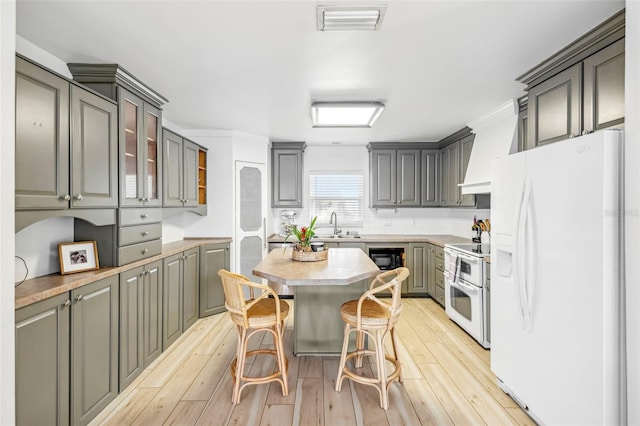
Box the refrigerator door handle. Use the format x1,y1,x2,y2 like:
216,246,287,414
518,179,533,332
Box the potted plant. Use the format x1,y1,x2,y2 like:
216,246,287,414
285,216,318,252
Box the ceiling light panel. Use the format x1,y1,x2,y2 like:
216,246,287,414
311,102,385,128
317,5,387,31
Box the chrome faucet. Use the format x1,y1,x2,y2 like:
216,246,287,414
329,211,339,235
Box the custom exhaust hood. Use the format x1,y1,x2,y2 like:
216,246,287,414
460,99,519,194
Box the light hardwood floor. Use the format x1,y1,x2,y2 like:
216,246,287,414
90,298,535,426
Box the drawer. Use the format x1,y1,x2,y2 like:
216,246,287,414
119,223,162,246
486,262,491,281
119,208,163,226
435,257,445,271
435,246,444,259
434,285,445,306
435,270,444,288
118,239,162,266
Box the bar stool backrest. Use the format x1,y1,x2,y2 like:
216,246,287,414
358,267,410,329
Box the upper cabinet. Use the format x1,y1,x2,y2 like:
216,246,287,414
518,9,624,150
15,56,118,211
438,130,476,208
271,141,305,208
119,88,163,207
367,144,426,208
69,63,169,208
420,150,439,207
162,128,207,214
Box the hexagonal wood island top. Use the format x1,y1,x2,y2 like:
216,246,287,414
253,247,381,355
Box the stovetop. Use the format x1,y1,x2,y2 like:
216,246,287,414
446,243,491,257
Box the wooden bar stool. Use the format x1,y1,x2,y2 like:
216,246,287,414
218,269,289,404
335,267,410,410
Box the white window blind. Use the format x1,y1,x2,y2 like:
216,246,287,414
309,172,364,227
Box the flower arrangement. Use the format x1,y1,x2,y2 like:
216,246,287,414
285,216,318,252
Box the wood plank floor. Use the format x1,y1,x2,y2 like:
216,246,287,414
90,298,535,426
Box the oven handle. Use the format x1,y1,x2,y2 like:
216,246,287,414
457,253,480,264
453,279,480,294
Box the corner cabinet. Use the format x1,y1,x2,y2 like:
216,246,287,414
16,56,118,210
271,141,305,208
163,128,208,214
518,10,624,150
440,133,475,207
199,242,231,317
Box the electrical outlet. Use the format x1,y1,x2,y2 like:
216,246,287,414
410,218,417,226
384,219,392,227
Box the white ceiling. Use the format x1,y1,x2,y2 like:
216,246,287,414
16,0,624,145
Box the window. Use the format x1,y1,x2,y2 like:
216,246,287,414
309,172,364,227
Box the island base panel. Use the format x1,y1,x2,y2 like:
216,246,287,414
293,280,368,355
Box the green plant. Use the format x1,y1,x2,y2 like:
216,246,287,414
285,216,318,250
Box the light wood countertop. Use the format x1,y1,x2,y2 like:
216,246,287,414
268,234,471,247
253,247,380,286
15,237,232,309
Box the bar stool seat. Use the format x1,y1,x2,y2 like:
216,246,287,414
218,269,289,404
335,267,410,410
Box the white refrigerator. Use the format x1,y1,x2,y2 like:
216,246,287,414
491,129,625,425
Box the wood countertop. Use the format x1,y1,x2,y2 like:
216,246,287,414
268,234,471,247
253,247,380,286
15,237,232,309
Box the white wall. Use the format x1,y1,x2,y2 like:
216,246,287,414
1,2,16,424
625,1,639,424
270,144,489,238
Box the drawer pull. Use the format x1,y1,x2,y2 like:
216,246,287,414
141,231,149,237
142,248,149,255
141,214,148,220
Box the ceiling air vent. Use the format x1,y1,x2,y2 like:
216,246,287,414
317,5,387,31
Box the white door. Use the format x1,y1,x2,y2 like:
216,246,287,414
234,161,267,282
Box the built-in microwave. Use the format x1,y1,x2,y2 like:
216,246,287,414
368,247,405,270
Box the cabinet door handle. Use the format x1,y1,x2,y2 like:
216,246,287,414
74,194,83,201
75,295,84,302
60,194,71,201
141,248,149,255
62,299,72,308
569,133,576,139
141,231,148,237
141,214,148,220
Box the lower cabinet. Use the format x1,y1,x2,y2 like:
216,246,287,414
407,243,429,294
16,276,119,426
199,243,230,317
427,244,436,297
119,260,163,391
434,246,445,306
163,248,199,350
16,293,70,426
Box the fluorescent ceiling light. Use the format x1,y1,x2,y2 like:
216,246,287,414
311,102,385,128
317,5,387,31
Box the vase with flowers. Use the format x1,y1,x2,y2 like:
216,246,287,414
285,216,318,252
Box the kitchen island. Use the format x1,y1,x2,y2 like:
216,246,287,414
253,247,380,355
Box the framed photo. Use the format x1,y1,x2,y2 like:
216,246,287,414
58,241,99,275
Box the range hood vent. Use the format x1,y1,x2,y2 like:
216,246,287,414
460,100,518,194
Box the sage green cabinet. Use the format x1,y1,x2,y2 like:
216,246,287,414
119,260,163,391
421,150,439,206
16,293,70,426
15,56,118,210
271,141,305,208
434,245,445,306
163,128,205,210
182,248,200,331
119,88,163,207
369,147,420,207
519,11,624,150
15,276,118,426
163,248,200,349
407,243,428,294
199,243,231,317
427,244,437,297
440,135,475,207
71,275,119,426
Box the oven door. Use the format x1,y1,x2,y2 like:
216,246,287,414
444,272,484,345
445,249,483,284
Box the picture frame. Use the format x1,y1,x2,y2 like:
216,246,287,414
58,241,99,275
